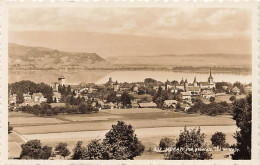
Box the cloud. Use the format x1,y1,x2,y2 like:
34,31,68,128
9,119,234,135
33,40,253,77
9,7,251,39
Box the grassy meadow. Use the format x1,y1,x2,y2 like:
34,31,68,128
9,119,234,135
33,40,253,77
9,108,237,159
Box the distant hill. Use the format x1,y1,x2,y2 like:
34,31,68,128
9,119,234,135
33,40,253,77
9,43,111,70
8,43,251,73
106,53,251,68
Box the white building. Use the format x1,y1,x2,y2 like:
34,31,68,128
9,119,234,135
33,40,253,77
58,77,66,86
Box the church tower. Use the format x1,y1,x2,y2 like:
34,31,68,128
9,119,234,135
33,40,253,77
184,79,188,91
193,76,198,87
208,69,214,84
180,78,184,85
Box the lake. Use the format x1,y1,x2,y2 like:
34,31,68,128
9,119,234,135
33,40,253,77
9,70,252,85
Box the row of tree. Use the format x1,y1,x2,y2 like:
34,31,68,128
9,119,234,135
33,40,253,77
161,93,252,160
20,121,145,160
187,99,232,116
19,103,98,116
9,80,54,103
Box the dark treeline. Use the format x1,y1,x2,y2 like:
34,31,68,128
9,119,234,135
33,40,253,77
9,80,53,103
19,103,98,116
187,99,232,116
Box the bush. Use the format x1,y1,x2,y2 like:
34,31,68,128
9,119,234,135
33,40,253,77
211,132,226,150
165,127,212,160
229,96,236,102
55,142,71,159
20,139,53,159
102,121,145,160
8,122,13,134
71,121,145,160
209,97,215,103
71,141,84,160
83,139,105,160
232,94,252,160
159,137,174,150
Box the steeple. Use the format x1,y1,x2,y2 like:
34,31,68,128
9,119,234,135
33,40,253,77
193,76,197,83
208,68,214,83
180,78,184,85
209,68,213,79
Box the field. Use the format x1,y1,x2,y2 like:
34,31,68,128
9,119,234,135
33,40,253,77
8,108,237,159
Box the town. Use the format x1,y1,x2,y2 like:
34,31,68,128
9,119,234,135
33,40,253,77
8,70,251,115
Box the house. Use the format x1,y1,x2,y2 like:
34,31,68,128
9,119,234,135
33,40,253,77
50,103,66,107
51,82,59,92
231,86,240,95
23,93,31,101
138,102,157,108
244,85,252,94
113,81,120,91
201,90,215,99
116,93,122,97
104,102,116,109
52,92,62,103
163,100,177,108
32,93,46,103
170,86,179,93
132,86,139,93
88,87,93,93
186,86,201,95
181,103,191,112
222,86,229,90
215,93,226,96
9,94,17,104
97,100,104,108
58,77,66,86
20,99,38,106
180,92,191,100
131,100,139,108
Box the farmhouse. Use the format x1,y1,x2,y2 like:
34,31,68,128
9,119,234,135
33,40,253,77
175,70,215,92
139,102,157,108
52,91,61,103
231,86,240,95
32,93,46,103
163,100,177,108
201,90,215,99
9,94,17,104
180,91,191,100
23,93,31,101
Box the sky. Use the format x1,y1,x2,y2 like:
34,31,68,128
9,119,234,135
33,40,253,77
9,7,252,57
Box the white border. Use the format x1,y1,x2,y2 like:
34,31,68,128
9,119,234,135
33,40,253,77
0,1,259,164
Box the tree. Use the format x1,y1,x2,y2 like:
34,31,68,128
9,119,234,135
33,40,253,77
229,96,236,102
40,145,53,159
106,92,118,103
8,122,13,134
71,141,84,160
138,86,146,95
209,97,215,103
233,82,245,94
55,142,71,159
20,140,42,159
83,139,105,160
165,127,212,160
176,102,181,111
20,139,52,159
79,103,93,114
120,92,132,107
159,137,174,150
16,92,24,104
53,97,57,103
102,121,145,160
231,94,252,160
211,132,226,150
